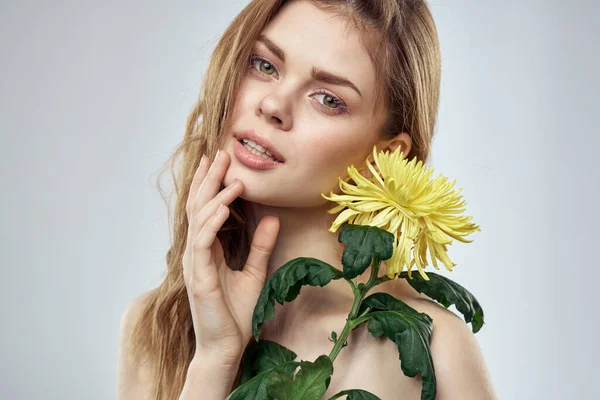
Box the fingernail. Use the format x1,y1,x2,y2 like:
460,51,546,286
217,203,224,213
216,149,221,159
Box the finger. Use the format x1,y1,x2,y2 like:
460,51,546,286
193,150,231,213
192,204,231,283
190,179,243,235
184,154,210,273
185,154,210,216
243,216,280,285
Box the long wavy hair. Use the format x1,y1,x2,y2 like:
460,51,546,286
127,0,441,398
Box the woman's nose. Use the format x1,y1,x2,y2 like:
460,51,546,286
257,93,292,130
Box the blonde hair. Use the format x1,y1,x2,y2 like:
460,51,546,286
127,0,441,398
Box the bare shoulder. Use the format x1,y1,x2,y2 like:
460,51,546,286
405,297,499,400
333,281,498,399
116,289,157,400
352,277,499,398
120,289,155,333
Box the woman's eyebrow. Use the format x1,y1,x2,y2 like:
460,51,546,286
257,34,362,97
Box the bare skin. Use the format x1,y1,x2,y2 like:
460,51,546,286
118,0,498,398
116,150,497,399
220,1,498,397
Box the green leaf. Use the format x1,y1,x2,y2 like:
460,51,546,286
329,330,338,343
267,370,294,399
252,257,344,340
227,360,300,400
240,340,298,385
267,355,334,400
328,389,382,400
358,293,436,400
338,224,395,280
399,271,485,333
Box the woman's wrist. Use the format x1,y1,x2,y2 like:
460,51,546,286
179,354,241,400
194,342,244,370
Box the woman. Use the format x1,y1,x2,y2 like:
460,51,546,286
117,0,498,398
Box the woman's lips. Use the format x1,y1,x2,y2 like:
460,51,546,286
233,139,284,170
233,129,285,162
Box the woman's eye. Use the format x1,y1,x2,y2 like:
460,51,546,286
312,92,349,114
249,55,278,77
313,93,340,109
248,54,349,115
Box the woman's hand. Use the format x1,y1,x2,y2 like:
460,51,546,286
183,150,280,367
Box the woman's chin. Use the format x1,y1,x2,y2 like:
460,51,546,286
237,188,282,207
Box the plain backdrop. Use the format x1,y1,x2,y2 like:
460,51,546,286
1,0,598,399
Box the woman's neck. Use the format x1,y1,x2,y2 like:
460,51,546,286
245,200,352,297
241,201,372,335
240,200,426,343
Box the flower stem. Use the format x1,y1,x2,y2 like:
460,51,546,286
328,256,381,363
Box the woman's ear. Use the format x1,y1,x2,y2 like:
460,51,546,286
385,132,412,157
360,133,412,180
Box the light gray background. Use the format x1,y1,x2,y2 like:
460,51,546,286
1,1,598,399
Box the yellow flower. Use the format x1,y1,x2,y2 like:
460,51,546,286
321,145,480,280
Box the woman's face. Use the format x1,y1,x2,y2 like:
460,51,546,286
222,0,404,208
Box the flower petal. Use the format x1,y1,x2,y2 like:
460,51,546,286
322,144,478,279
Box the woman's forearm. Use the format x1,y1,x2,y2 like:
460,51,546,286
178,354,240,400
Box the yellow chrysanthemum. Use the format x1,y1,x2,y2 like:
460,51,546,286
321,145,480,280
